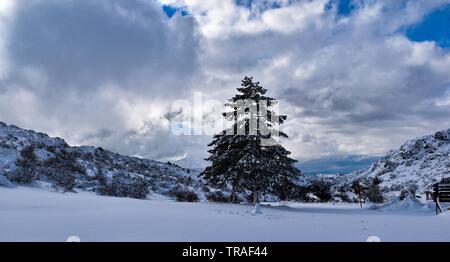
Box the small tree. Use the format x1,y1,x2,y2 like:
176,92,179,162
352,179,368,207
308,178,332,202
169,186,199,202
206,190,229,202
8,145,39,184
367,176,384,203
399,184,417,201
53,173,76,192
44,149,82,192
98,173,149,199
95,167,107,186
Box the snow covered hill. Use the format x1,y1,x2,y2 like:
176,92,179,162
2,121,449,204
1,186,449,241
0,121,204,199
337,129,450,199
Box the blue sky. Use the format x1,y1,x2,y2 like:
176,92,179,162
327,0,357,16
163,0,357,18
405,4,450,48
162,4,188,17
332,0,450,48
162,0,450,48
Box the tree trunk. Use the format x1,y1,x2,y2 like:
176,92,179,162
231,191,236,203
253,191,259,204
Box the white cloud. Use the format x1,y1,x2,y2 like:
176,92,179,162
261,0,327,33
1,0,450,165
160,0,330,37
181,0,450,160
0,0,15,79
0,0,14,17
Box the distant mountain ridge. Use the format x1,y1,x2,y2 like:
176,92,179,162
298,155,379,175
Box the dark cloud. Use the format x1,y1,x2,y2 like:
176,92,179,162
6,0,199,96
0,0,203,164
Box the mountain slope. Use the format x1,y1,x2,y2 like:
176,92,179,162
338,129,450,198
0,121,203,198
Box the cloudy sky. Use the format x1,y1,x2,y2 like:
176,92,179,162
1,0,450,167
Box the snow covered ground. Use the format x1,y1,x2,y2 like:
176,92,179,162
1,186,449,242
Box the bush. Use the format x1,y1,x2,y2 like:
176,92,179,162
7,169,36,184
98,173,149,199
8,145,39,184
46,172,76,192
367,176,384,203
334,191,351,203
52,172,76,192
440,177,450,184
169,186,199,202
340,192,352,202
399,184,417,201
179,176,193,186
307,179,332,202
245,192,255,203
43,150,85,192
201,185,211,193
206,190,229,202
305,192,321,202
288,186,308,201
0,174,14,188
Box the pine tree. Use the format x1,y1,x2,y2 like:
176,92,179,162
368,176,384,203
200,76,301,203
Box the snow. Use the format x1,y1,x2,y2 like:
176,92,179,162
0,121,203,198
1,186,449,242
0,174,13,188
369,197,437,214
0,146,18,171
337,128,450,198
1,122,449,241
252,203,262,214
